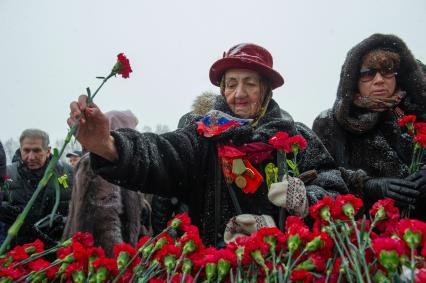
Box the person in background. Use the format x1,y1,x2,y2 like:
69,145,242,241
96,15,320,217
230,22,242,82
63,110,151,256
1,129,72,246
66,150,83,168
68,43,349,247
0,141,7,243
313,34,426,219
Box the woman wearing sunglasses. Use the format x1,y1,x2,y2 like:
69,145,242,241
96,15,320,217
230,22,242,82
313,33,426,219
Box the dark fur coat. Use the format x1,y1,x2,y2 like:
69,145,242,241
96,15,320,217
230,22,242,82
312,34,426,211
90,96,348,246
63,154,150,256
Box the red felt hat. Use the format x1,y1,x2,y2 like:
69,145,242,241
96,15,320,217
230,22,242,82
209,43,284,90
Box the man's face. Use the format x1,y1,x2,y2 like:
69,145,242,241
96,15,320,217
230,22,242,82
223,69,264,119
68,156,81,168
20,137,51,170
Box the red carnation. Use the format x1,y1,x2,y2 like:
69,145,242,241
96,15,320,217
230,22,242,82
154,244,182,267
178,229,204,255
114,53,133,78
22,239,44,254
0,267,24,280
370,198,400,233
64,261,85,279
309,196,334,222
255,227,286,250
286,135,308,153
268,132,290,152
216,248,238,268
167,212,191,230
415,133,426,147
398,115,416,127
398,219,426,249
113,243,137,258
414,122,426,134
27,258,58,279
136,235,151,250
87,246,106,259
372,237,406,256
72,231,94,248
416,269,426,283
7,245,29,261
92,256,118,274
332,194,363,220
291,269,314,282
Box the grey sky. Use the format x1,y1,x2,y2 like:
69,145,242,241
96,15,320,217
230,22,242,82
1,0,425,143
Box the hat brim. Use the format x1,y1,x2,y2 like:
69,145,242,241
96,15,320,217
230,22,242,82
209,57,284,90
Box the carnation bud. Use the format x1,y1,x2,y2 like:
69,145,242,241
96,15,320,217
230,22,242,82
373,270,390,283
117,251,130,270
379,250,400,272
288,234,302,253
251,250,268,272
95,266,108,283
183,240,196,254
319,206,331,221
205,262,217,281
169,218,182,229
342,203,355,218
403,230,422,249
182,258,193,274
164,254,176,273
375,206,386,221
296,258,316,271
218,259,231,281
305,236,322,252
141,243,154,259
72,270,86,283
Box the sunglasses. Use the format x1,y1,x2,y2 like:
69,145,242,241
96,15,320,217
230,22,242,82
359,68,397,82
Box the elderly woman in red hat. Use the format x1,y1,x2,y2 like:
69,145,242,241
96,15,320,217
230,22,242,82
68,43,348,246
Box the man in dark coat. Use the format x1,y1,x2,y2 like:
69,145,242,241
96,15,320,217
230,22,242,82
0,129,73,246
0,141,7,243
68,43,349,246
313,34,426,218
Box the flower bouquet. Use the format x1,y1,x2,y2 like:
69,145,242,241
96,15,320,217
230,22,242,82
1,196,426,282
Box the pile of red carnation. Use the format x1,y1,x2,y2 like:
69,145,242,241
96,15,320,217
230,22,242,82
1,195,426,282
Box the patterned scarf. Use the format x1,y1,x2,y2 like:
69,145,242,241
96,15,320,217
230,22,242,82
353,90,406,112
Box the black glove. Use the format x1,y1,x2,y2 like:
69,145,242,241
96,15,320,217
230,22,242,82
364,178,420,205
33,214,66,245
0,202,22,224
305,185,339,205
405,167,426,196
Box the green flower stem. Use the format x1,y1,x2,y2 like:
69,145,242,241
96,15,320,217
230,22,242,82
327,226,354,283
0,70,118,256
14,242,65,267
15,259,62,283
111,226,173,283
292,153,300,177
411,247,415,283
49,172,61,227
88,73,115,104
350,218,372,283
282,250,293,283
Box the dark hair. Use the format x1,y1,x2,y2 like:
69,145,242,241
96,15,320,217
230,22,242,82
361,49,401,72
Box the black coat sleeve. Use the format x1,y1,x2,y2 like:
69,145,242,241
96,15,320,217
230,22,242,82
90,125,201,200
295,122,349,198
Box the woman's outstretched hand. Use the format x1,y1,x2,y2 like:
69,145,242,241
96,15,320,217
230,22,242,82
67,95,118,161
